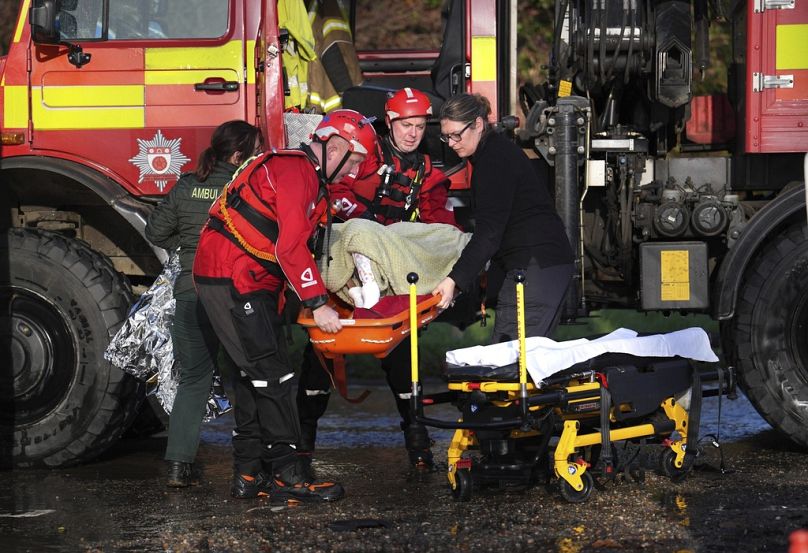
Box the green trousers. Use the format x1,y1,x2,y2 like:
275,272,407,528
164,289,220,463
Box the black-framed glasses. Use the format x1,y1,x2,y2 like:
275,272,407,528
439,121,473,143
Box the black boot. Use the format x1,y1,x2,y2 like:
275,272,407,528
231,471,272,499
402,422,435,470
166,461,198,488
271,456,345,503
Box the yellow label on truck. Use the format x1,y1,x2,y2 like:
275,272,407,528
776,24,808,70
660,250,690,302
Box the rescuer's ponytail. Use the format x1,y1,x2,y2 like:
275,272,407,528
195,120,263,182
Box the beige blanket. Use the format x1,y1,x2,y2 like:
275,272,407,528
319,219,472,303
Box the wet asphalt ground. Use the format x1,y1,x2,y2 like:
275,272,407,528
2,382,807,553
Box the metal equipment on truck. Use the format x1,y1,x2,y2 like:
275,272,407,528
518,0,808,451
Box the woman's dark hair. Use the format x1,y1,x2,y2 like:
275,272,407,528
439,93,492,132
195,120,263,181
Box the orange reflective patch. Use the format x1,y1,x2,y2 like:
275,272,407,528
308,482,333,489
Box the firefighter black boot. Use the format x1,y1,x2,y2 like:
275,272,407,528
231,471,273,499
402,422,435,470
270,455,345,503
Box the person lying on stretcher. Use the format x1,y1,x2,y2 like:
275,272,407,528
318,217,471,309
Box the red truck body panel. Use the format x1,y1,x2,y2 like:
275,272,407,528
746,1,808,153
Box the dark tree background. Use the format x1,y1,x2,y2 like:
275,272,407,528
1,0,18,56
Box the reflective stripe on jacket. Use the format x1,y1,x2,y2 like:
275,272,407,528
279,0,317,109
306,0,362,113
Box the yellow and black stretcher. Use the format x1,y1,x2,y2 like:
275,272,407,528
406,273,735,503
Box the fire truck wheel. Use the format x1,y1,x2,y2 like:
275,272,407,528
724,220,808,450
1,228,144,468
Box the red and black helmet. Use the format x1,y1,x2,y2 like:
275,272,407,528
313,109,377,155
385,88,432,122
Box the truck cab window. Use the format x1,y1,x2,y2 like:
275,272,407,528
109,0,229,39
62,0,230,41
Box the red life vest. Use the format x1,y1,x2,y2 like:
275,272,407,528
207,149,326,268
330,138,457,227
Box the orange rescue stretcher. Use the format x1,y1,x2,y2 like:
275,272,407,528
297,278,441,401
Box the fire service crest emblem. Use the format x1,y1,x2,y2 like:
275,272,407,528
129,130,191,191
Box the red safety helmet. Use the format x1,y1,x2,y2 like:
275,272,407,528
312,109,377,155
385,88,433,122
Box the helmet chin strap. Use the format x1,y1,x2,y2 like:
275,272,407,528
384,133,402,157
385,117,400,151
388,130,402,153
321,139,351,183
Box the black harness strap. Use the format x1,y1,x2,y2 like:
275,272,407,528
314,168,332,264
402,163,425,222
207,217,284,278
389,171,416,187
368,139,427,222
226,186,281,241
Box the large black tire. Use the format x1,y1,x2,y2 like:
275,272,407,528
723,220,808,449
0,229,144,468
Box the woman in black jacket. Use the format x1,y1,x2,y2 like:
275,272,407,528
432,94,574,342
145,120,262,487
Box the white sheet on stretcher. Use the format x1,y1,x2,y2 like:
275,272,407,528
445,327,719,385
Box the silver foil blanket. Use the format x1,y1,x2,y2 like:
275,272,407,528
104,254,231,421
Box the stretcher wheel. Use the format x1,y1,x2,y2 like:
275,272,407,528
451,469,473,502
559,471,594,503
660,449,692,481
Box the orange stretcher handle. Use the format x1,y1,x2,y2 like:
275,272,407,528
298,293,441,358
